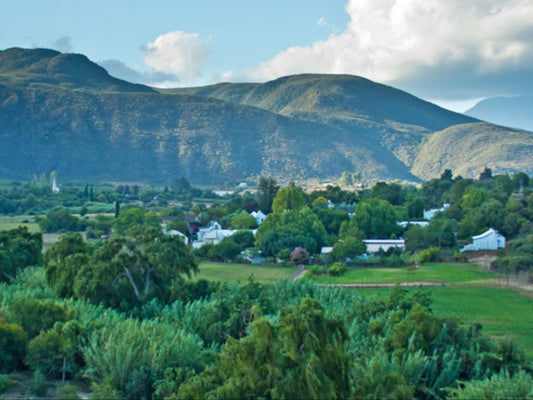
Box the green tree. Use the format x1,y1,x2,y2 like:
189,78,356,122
38,207,87,233
74,225,197,308
113,207,161,234
0,227,42,282
179,298,350,399
271,184,305,213
230,212,257,229
257,177,279,214
350,199,398,239
329,236,366,262
44,233,88,297
256,207,326,256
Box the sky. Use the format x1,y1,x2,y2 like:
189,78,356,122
2,0,533,112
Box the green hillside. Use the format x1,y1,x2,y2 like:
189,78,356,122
412,122,533,179
1,48,532,184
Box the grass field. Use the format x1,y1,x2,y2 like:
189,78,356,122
197,262,296,283
0,215,40,233
314,263,497,285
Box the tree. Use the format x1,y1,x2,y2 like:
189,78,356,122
74,225,197,308
0,227,42,282
271,184,306,213
329,237,366,262
256,207,326,256
113,207,161,234
38,208,87,233
44,233,88,297
178,298,350,399
349,199,398,239
479,167,493,180
257,177,279,214
230,212,257,229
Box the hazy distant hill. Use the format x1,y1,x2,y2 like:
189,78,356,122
465,95,533,132
1,48,532,184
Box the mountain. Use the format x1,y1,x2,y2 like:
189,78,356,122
1,47,532,185
465,95,533,132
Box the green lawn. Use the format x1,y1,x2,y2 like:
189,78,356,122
357,285,533,361
197,262,296,283
0,215,40,233
314,263,497,285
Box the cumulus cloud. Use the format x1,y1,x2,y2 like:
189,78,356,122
246,0,533,99
143,31,211,83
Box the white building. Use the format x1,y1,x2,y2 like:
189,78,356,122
192,221,242,249
423,203,450,220
250,210,267,225
460,228,506,253
397,221,430,228
363,239,405,253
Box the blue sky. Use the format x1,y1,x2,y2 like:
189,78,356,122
2,0,533,111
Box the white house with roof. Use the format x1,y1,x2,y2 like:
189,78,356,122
363,239,405,253
250,210,267,225
460,228,505,253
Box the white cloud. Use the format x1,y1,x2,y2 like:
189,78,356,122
143,31,211,83
246,0,533,99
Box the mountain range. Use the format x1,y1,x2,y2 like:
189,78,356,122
1,47,532,186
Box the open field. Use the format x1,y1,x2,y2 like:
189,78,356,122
314,263,497,285
0,215,40,233
197,262,296,283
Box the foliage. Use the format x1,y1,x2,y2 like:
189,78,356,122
446,370,533,399
0,374,13,394
83,319,209,399
38,207,87,233
178,297,351,399
0,318,27,372
271,184,306,213
257,177,280,214
113,207,161,234
418,247,441,264
327,262,346,276
330,236,366,262
229,212,257,229
0,226,42,282
256,207,326,256
289,247,310,264
29,369,49,397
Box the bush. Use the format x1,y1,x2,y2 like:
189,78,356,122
25,329,74,379
0,374,13,394
327,262,346,276
29,369,49,397
0,319,27,373
57,384,80,400
418,247,441,264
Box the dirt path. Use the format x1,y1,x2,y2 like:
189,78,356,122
319,281,445,288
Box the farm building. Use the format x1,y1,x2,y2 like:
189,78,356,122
363,239,405,253
460,228,505,253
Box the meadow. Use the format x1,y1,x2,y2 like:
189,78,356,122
196,262,295,282
314,263,498,285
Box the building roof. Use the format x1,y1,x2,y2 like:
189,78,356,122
472,228,501,240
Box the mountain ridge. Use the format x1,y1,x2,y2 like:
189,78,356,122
0,47,532,185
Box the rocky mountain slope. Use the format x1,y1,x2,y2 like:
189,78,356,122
1,48,532,185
